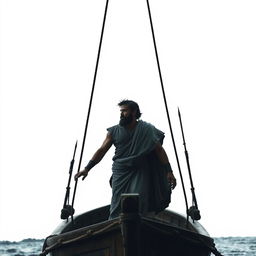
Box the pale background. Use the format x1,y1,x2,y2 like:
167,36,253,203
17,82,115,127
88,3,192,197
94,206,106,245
0,0,256,241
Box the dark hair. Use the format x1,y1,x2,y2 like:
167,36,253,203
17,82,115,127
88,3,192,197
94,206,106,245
118,100,142,119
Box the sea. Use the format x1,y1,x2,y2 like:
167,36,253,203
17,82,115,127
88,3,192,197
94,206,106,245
0,237,255,256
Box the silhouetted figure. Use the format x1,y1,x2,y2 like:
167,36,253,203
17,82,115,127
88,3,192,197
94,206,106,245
75,100,176,218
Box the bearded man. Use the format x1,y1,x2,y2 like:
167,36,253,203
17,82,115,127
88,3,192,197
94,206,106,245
75,100,176,218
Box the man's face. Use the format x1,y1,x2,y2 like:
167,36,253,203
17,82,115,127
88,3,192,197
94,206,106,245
119,105,134,126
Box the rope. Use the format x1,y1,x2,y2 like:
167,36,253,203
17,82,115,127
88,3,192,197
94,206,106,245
40,221,119,256
145,0,189,218
71,0,110,215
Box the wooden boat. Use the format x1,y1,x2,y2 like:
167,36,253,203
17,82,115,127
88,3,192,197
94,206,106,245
40,1,223,254
41,194,221,256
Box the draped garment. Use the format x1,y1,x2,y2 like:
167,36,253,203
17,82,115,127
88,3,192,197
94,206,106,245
107,120,171,219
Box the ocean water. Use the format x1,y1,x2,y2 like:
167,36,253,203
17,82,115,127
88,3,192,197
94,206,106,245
0,239,44,256
214,237,256,256
0,237,255,256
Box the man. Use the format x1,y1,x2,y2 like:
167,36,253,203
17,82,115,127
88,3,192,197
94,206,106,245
75,100,176,219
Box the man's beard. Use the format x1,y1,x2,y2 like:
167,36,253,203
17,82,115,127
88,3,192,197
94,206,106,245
119,114,133,127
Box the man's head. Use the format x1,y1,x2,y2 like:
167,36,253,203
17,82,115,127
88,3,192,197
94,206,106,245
118,100,142,126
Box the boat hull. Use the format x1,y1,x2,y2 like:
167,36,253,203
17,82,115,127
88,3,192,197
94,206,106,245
41,195,216,256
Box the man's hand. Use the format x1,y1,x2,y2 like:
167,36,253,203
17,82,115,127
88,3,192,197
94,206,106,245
167,172,177,189
75,169,89,181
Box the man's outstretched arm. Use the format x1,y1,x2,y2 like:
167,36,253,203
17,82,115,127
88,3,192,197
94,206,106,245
75,133,113,180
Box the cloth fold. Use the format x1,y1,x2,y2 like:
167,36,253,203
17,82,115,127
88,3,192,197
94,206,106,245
107,120,171,218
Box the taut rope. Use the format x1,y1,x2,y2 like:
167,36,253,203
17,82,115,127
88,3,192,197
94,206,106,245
145,0,189,219
71,0,110,219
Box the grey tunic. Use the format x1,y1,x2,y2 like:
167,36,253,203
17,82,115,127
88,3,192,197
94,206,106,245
107,120,171,219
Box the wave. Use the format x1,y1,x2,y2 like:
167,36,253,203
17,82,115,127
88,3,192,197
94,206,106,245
0,238,44,256
1,237,256,256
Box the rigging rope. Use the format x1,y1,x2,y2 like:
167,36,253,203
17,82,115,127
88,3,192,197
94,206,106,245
71,0,110,217
145,0,189,218
71,0,190,222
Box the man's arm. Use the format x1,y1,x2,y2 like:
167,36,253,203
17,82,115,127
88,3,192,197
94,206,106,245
75,132,113,180
154,142,177,189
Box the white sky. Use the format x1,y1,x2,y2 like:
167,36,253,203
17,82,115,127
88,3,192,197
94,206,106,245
0,0,256,241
